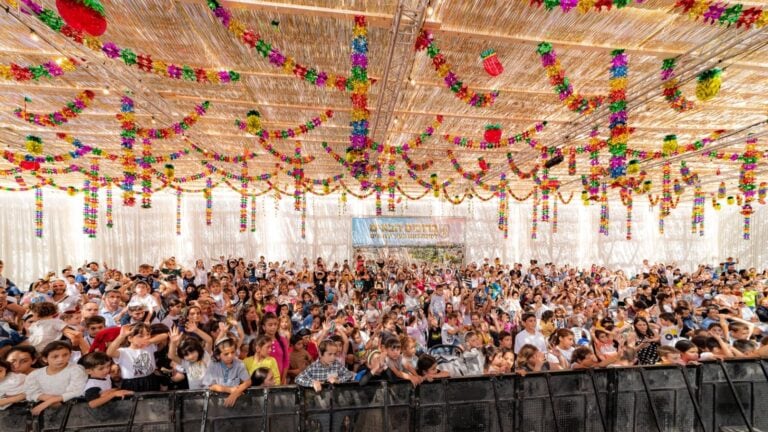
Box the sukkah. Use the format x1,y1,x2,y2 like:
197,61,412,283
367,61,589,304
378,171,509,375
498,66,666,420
0,0,767,240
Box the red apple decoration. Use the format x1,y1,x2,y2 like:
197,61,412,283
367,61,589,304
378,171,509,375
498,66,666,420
56,0,108,36
484,124,502,144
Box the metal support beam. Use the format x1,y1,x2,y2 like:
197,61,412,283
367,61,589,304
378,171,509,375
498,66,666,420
369,0,430,155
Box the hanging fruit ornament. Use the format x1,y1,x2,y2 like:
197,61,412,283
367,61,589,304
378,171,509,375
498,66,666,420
759,182,767,205
164,164,175,179
627,159,640,175
478,157,490,171
695,68,722,102
245,110,262,135
19,160,41,171
55,0,108,36
673,179,683,195
727,196,735,205
484,124,502,144
642,180,652,193
480,49,504,77
26,135,43,155
662,134,678,155
718,182,726,199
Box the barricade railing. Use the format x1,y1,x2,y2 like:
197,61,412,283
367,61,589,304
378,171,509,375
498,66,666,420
0,359,766,432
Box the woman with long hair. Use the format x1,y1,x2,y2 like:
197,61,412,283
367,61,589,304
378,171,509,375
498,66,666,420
633,317,661,365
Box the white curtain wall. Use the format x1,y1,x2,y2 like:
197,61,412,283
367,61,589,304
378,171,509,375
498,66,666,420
1,187,767,288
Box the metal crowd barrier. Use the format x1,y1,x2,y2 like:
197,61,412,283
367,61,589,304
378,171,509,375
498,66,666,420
1,359,766,432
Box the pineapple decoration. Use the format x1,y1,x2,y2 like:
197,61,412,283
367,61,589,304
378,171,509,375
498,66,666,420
480,49,504,77
662,134,678,155
26,135,43,155
696,68,722,102
627,159,640,175
56,0,108,36
484,124,502,144
245,110,262,135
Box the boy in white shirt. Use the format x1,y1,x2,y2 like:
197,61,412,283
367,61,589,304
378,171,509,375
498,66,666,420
27,302,67,352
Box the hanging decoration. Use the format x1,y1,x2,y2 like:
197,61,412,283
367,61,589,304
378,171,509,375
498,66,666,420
140,138,152,208
346,15,371,184
497,173,508,238
292,141,305,211
25,135,43,155
175,188,182,235
204,177,213,226
484,124,502,144
240,145,249,233
205,0,353,91
673,0,768,31
445,121,547,150
536,42,604,115
137,101,210,139
0,57,78,82
14,90,95,127
660,58,695,112
599,182,609,236
249,194,257,232
660,161,672,234
82,158,99,237
387,147,396,212
531,187,539,239
695,68,723,102
300,193,307,239
20,0,240,84
105,182,113,228
759,182,767,205
526,0,768,32
480,48,504,76
608,49,629,178
415,30,499,108
739,136,759,240
34,185,43,238
568,147,576,175
621,189,633,240
55,0,107,36
235,109,334,140
118,94,137,206
552,198,558,233
718,181,726,199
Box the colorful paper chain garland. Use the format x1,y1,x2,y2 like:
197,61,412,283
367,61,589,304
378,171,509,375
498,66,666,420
14,90,95,127
0,57,77,81
415,30,499,108
17,0,240,85
537,43,604,115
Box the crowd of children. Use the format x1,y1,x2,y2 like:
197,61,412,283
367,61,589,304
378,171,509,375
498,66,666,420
0,255,766,414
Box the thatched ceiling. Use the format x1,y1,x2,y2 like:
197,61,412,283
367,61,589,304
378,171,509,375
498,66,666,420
1,0,767,198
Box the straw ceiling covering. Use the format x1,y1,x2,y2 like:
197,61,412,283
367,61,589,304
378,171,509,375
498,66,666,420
1,0,767,199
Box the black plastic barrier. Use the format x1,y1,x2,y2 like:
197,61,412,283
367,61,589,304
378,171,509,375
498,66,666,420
1,359,767,432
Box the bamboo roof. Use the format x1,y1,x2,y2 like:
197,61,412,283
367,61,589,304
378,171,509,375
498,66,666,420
1,0,767,198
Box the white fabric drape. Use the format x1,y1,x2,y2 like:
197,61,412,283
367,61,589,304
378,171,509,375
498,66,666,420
1,188,765,288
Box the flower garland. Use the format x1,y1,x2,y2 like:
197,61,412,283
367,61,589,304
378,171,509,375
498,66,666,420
0,57,77,82
387,147,396,212
660,58,695,112
34,185,43,238
83,159,99,237
373,116,444,154
568,147,576,175
321,142,375,189
236,110,334,140
692,186,705,235
14,90,95,127
187,141,257,164
19,0,241,85
739,136,759,239
506,150,540,179
444,121,547,149
660,161,672,234
599,182,609,236
105,182,113,228
300,193,307,239
257,138,315,165
401,152,433,171
250,194,256,232
498,173,508,238
536,42,604,115
415,30,499,108
674,0,768,31
205,177,213,226
205,0,354,91
446,150,500,191
292,141,304,211
608,49,629,179
585,129,603,200
531,187,539,239
621,189,633,240
525,0,768,31
118,95,137,206
175,189,182,235
375,167,383,215
137,101,210,139
240,147,249,233
348,15,371,183
140,138,152,208
759,182,767,204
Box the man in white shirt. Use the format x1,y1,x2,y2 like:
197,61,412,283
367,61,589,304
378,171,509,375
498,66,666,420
514,312,547,354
